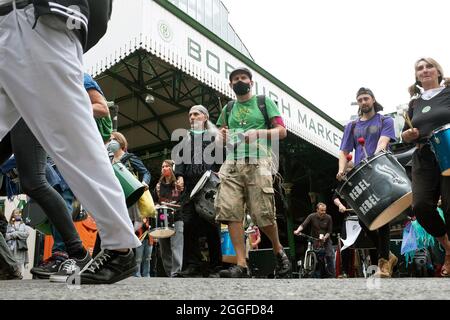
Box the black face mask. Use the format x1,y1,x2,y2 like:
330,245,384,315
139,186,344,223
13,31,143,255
232,81,251,96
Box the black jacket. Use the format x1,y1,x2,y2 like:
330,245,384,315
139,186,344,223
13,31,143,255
32,0,113,52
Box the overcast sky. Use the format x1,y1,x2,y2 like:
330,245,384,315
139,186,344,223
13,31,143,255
221,0,450,122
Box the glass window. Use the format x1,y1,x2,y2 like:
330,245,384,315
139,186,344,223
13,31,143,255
188,0,197,19
219,3,228,39
178,0,188,12
197,0,205,25
169,0,179,6
204,0,213,30
212,0,220,35
227,24,235,47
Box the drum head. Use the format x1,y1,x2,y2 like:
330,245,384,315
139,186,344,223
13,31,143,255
369,192,412,230
149,228,175,238
190,170,211,199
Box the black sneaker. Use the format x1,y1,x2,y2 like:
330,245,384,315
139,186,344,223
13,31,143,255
275,250,292,278
49,251,92,283
174,265,203,278
79,249,137,285
30,252,68,279
219,265,249,278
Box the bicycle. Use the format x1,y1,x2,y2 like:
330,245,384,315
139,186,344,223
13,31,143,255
295,232,326,278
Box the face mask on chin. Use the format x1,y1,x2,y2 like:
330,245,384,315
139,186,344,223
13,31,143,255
107,140,121,153
232,81,251,96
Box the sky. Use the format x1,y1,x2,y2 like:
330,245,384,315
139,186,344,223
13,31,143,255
221,0,450,123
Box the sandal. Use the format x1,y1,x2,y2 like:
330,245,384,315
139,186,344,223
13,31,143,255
441,255,450,277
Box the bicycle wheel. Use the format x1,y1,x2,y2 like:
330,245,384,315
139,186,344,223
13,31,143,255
305,252,317,277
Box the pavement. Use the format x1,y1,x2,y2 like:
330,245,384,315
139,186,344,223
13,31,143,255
1,277,449,300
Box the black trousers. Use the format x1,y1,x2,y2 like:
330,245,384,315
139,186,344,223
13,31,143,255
0,119,83,256
182,200,222,270
411,145,450,238
359,221,390,261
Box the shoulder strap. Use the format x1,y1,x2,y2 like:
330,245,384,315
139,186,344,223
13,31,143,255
225,100,235,127
226,96,272,128
257,95,272,129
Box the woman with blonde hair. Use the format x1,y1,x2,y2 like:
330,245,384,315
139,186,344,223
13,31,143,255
401,57,450,277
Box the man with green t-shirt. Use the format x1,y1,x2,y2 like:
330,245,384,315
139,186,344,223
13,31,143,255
215,67,291,278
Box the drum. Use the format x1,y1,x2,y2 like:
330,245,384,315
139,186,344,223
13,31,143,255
430,123,450,176
221,228,236,256
149,205,175,238
112,162,145,208
22,200,52,235
190,170,220,224
337,150,412,231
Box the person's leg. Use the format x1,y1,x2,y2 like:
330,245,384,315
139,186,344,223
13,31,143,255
215,162,247,271
439,174,450,276
203,221,222,271
247,159,291,277
2,6,140,252
359,221,380,260
377,224,390,261
181,202,202,274
170,220,184,276
325,241,335,277
141,241,152,277
11,119,85,259
134,244,144,277
159,238,173,277
0,232,21,279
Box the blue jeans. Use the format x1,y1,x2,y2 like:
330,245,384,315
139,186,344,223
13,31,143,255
135,240,153,277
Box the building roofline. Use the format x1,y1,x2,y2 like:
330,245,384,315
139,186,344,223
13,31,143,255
155,0,343,130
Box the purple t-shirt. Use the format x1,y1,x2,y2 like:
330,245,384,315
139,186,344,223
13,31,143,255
340,114,396,165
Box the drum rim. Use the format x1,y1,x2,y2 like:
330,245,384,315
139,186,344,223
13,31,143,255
337,150,392,194
155,205,175,211
432,123,450,135
190,170,212,199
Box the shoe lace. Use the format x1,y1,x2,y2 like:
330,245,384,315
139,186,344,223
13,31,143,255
59,259,78,274
84,250,112,273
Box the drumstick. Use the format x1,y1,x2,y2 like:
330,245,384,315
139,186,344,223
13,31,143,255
345,208,354,212
403,111,413,129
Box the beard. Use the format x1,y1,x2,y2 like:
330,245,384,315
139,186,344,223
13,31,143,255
360,106,374,114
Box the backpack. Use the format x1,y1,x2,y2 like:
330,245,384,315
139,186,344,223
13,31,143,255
225,95,272,129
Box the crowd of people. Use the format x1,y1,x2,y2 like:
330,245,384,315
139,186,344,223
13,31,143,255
0,0,449,284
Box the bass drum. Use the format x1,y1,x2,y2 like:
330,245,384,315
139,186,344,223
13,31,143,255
338,150,412,231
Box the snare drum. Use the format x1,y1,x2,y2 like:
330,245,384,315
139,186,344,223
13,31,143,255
430,123,450,176
338,150,412,231
149,205,175,238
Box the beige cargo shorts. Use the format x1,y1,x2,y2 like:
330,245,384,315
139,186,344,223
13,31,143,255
214,158,276,227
